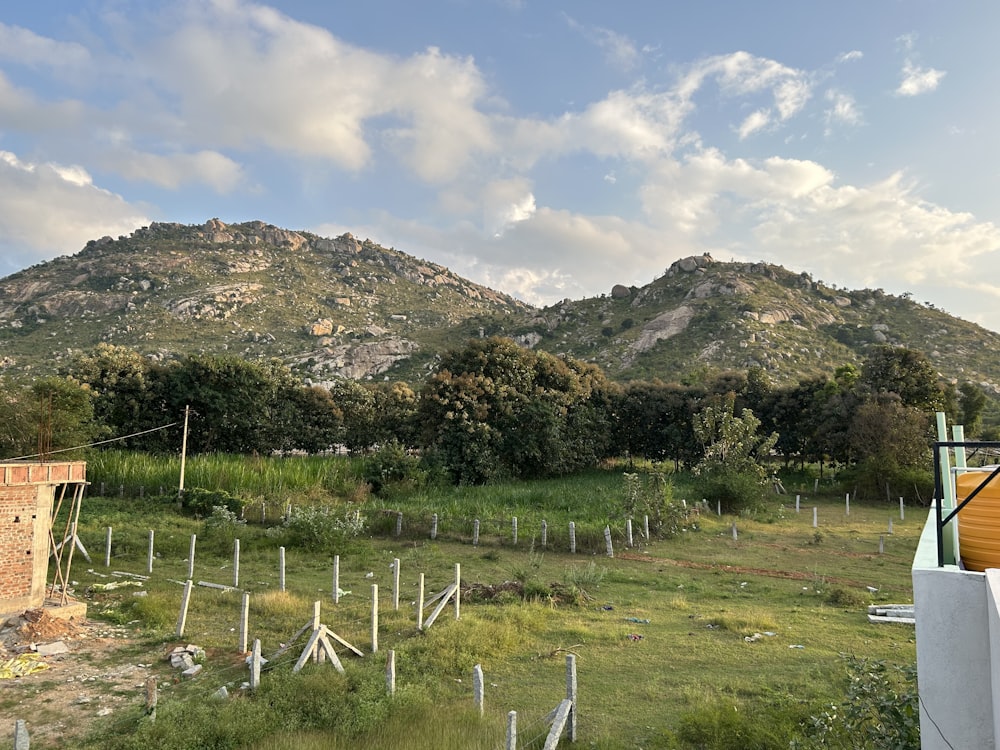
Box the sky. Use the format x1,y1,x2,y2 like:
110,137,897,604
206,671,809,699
3,2,1000,332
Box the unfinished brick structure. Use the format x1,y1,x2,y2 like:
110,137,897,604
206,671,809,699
0,461,87,616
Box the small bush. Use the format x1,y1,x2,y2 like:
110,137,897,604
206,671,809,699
267,504,367,553
180,487,246,518
826,587,871,609
362,441,426,496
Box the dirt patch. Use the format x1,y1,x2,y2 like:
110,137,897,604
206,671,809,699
0,610,150,749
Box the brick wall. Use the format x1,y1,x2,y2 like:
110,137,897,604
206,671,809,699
0,461,87,614
0,486,36,601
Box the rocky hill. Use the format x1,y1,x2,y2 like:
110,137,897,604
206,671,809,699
2,219,1000,394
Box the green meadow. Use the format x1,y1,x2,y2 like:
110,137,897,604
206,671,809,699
43,453,919,749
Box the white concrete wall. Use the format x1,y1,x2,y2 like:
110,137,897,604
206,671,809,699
912,505,996,749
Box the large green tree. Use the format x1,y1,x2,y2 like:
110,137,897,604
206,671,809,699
418,337,617,483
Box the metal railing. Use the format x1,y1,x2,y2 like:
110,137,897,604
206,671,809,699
933,440,1000,567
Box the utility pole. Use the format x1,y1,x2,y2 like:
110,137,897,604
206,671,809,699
179,405,190,498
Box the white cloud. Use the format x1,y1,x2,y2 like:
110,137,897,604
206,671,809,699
563,15,640,71
480,178,537,237
837,50,863,63
0,23,91,69
738,109,771,139
0,151,149,274
897,60,946,96
824,89,862,129
101,149,246,192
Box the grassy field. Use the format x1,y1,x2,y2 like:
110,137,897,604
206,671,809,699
39,455,920,749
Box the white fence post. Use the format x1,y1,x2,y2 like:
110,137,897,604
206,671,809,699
279,547,286,592
239,592,249,654
813,507,818,528
14,719,29,750
604,525,614,558
506,711,517,750
147,530,154,575
395,511,403,537
104,526,112,567
250,638,261,690
417,573,425,631
392,558,400,611
473,663,484,716
473,519,480,547
386,650,396,696
569,522,576,554
541,519,548,549
176,579,193,638
431,513,438,540
626,518,633,548
233,539,240,588
566,653,578,742
371,584,379,653
187,534,197,580
512,516,518,546
454,563,461,621
333,555,340,604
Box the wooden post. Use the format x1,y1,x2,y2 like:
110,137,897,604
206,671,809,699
176,579,193,638
14,719,30,749
626,518,633,548
431,513,438,540
386,650,396,695
454,563,461,621
473,663,484,716
506,711,517,750
371,584,379,653
279,547,286,592
250,639,261,690
395,511,403,537
512,516,518,546
541,519,548,549
333,555,340,604
566,653,578,742
472,519,480,547
147,529,154,574
604,525,614,558
392,558,400,611
813,507,818,528
233,539,240,588
569,521,576,554
417,573,425,630
145,677,158,722
104,526,112,567
239,592,249,654
187,534,197,580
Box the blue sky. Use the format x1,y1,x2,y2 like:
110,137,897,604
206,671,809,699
3,1,1000,332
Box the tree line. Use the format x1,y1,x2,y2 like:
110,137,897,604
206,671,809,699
0,339,990,502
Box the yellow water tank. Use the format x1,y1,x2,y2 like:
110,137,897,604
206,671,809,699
957,468,1000,572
